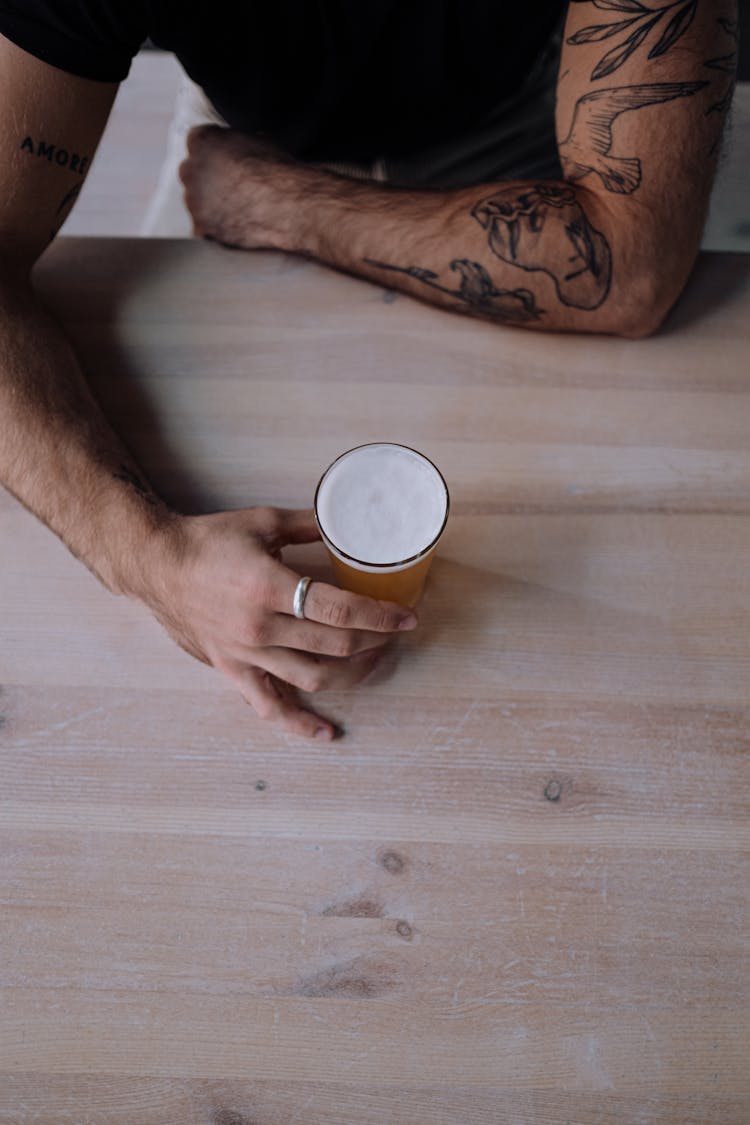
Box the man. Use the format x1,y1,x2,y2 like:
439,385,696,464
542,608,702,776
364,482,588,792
0,1,737,738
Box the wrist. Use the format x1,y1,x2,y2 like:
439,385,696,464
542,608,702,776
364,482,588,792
257,161,320,255
220,151,317,255
240,159,357,257
107,508,187,604
292,168,363,259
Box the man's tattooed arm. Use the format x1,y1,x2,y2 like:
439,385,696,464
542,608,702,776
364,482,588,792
0,38,168,597
564,0,737,135
366,183,612,314
182,0,733,335
307,170,615,328
348,1,733,333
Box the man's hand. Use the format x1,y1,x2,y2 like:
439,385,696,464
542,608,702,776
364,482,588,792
180,125,303,252
0,37,413,743
142,505,417,740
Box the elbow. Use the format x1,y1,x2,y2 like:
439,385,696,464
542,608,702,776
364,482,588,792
610,272,688,339
580,189,700,338
609,238,700,339
615,305,668,340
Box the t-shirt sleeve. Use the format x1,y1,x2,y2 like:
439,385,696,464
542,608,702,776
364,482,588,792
0,0,149,82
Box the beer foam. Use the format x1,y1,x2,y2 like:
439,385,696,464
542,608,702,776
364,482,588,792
316,444,448,565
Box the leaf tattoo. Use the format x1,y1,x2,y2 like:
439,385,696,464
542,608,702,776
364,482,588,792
704,15,738,116
568,0,699,80
717,17,738,39
47,182,82,245
570,16,643,43
595,16,663,78
589,0,649,10
647,0,697,57
705,54,737,73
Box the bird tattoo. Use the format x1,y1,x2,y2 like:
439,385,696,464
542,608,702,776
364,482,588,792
559,81,708,194
364,257,543,322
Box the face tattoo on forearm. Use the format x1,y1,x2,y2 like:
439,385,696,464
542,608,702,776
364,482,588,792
470,183,612,310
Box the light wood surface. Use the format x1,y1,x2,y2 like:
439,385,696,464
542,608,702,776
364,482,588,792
1,239,749,1123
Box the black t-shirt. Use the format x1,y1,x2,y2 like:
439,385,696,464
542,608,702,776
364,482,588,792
0,1,564,163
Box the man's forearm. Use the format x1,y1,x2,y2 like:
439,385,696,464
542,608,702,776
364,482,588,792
184,130,669,338
289,171,629,332
0,273,175,597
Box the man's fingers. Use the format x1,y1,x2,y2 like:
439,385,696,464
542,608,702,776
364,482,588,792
263,559,416,633
185,123,221,157
267,616,393,659
272,508,322,546
254,509,417,633
249,645,384,694
303,580,417,632
222,661,337,741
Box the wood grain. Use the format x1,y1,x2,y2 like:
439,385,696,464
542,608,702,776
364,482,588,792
1,239,748,1122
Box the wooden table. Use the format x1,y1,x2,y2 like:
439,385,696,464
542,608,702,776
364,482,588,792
1,239,749,1123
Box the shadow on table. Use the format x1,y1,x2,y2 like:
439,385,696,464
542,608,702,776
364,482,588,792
31,310,217,513
415,544,666,660
33,239,232,512
661,251,750,335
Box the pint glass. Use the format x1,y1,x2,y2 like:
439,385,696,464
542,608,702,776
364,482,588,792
314,443,449,607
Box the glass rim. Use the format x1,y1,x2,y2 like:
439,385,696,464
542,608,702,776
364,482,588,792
314,442,450,570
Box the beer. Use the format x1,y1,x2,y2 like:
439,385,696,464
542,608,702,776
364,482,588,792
314,443,449,606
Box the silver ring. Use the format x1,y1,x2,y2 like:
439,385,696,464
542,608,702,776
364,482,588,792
293,576,313,619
